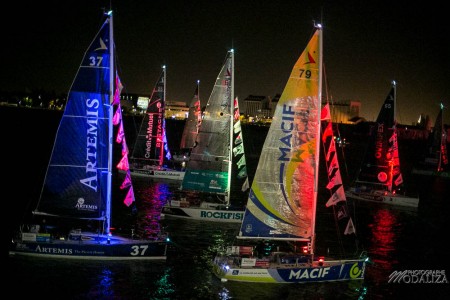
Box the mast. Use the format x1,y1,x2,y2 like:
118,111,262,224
310,24,323,257
159,65,167,167
438,102,445,171
226,49,234,205
106,10,114,234
196,79,201,134
389,80,397,193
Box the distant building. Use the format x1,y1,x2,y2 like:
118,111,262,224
330,101,361,124
119,93,188,119
242,94,361,124
166,101,189,119
242,95,267,117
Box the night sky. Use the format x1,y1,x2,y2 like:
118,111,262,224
2,0,449,125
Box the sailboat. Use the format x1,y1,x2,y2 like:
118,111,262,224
9,11,169,260
172,80,202,163
127,66,185,181
212,24,369,283
345,81,420,208
412,103,449,177
161,49,249,223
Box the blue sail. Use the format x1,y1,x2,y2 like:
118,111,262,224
36,18,111,220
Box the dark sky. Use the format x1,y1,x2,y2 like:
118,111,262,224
2,0,449,125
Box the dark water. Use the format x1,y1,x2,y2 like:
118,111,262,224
5,107,450,299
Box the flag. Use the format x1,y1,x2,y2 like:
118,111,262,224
322,122,333,143
163,129,172,160
326,185,346,207
121,137,129,156
117,153,129,171
113,104,122,125
116,121,125,143
233,143,245,156
234,132,243,145
321,103,331,121
394,173,403,186
344,218,356,235
326,170,342,189
234,120,243,134
123,185,135,207
336,205,348,220
241,177,250,192
237,166,248,179
326,138,336,161
234,97,241,120
120,170,132,189
236,155,247,170
113,74,123,105
328,153,339,177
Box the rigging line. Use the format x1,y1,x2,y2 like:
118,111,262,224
322,63,350,178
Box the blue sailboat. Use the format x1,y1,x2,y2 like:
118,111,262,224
9,10,169,260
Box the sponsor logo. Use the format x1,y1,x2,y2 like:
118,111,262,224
200,210,243,220
289,267,331,279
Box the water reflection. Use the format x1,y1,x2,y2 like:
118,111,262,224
134,179,176,239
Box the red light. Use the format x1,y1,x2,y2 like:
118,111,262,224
302,246,308,254
318,257,324,266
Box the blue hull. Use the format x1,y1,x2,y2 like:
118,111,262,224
10,234,168,260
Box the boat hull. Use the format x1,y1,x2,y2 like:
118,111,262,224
345,190,419,208
124,168,185,181
212,257,367,283
411,167,450,178
9,232,168,260
161,202,244,223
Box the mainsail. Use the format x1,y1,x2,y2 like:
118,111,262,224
181,50,234,195
238,30,321,242
180,50,248,205
130,67,171,169
33,12,135,231
355,83,404,193
180,80,202,152
429,103,449,172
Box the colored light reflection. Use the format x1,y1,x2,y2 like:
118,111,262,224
368,208,399,271
137,181,173,239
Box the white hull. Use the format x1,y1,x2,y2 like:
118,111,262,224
121,168,185,181
345,189,419,208
411,167,450,178
212,252,368,283
161,200,243,223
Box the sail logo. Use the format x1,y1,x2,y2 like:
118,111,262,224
374,123,384,159
80,98,100,191
278,104,295,161
75,198,98,211
145,114,154,158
